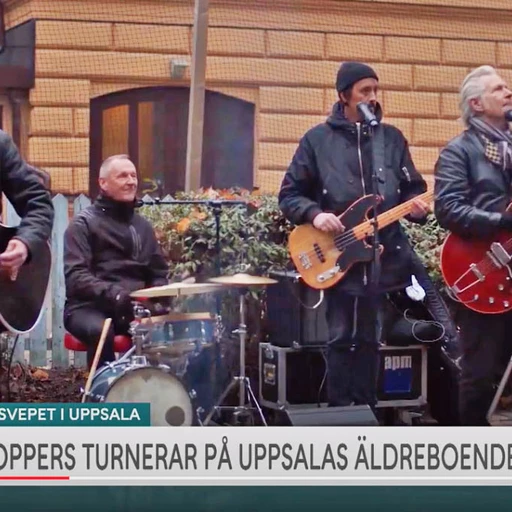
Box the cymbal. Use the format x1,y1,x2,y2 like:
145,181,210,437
208,273,278,287
130,282,224,298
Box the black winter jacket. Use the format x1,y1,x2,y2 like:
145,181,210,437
434,127,510,238
0,130,54,256
63,194,169,315
278,102,427,294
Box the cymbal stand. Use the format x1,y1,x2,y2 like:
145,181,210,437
126,302,151,363
204,288,267,426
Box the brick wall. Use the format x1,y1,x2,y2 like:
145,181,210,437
6,0,512,194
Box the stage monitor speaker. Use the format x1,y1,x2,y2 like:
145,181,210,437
284,405,379,426
266,270,329,348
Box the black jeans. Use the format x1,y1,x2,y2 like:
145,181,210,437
325,287,381,408
458,308,512,425
64,307,130,369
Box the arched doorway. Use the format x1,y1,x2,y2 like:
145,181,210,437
89,86,255,197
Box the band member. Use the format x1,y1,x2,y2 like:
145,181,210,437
0,131,54,274
278,61,430,411
63,155,169,368
434,65,512,425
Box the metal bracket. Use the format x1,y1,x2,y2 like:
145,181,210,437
317,265,340,283
490,242,512,267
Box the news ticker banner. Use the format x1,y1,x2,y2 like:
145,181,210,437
2,404,512,485
0,403,150,426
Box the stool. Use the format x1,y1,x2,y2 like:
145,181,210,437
64,332,133,354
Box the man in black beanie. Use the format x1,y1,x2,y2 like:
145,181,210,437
278,61,430,416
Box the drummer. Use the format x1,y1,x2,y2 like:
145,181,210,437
63,155,170,369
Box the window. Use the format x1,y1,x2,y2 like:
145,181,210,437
90,87,255,198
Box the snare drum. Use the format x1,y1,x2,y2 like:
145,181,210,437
86,358,203,426
141,312,218,358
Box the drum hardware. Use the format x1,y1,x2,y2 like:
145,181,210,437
128,302,152,356
203,273,277,426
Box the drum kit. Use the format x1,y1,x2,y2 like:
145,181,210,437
83,273,277,427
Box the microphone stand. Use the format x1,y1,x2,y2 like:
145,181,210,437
356,102,382,351
359,117,382,351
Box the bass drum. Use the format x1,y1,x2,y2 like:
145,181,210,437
87,359,198,426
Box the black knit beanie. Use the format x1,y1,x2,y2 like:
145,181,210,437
336,62,378,93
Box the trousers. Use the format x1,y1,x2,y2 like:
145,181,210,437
458,308,512,425
64,307,130,369
325,287,381,408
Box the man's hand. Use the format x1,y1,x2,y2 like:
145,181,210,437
409,198,431,219
114,291,135,325
0,239,28,275
313,213,345,234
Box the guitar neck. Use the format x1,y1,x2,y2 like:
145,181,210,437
356,189,434,238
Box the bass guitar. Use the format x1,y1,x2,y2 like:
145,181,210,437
288,189,434,290
440,224,512,315
0,223,51,333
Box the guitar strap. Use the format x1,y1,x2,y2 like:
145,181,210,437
371,123,387,198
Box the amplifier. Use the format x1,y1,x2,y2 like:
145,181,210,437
259,342,427,410
265,270,329,348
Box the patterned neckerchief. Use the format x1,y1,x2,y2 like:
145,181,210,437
469,116,512,172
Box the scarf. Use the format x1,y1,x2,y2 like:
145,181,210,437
468,116,512,172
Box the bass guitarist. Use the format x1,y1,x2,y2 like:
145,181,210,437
434,65,512,426
278,61,430,412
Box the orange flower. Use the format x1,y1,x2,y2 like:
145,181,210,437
176,217,191,234
189,207,207,220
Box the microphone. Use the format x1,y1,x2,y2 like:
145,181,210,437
357,102,379,127
505,109,512,122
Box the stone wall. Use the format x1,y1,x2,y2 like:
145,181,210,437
5,0,512,194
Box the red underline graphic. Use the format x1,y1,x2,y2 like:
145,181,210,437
0,476,69,480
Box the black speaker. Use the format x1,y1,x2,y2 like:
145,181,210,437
266,270,329,347
283,405,379,426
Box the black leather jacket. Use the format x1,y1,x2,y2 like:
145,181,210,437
279,102,427,294
434,127,509,238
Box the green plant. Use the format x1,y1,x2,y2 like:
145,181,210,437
140,188,447,284
402,215,448,285
139,188,291,280
139,188,450,341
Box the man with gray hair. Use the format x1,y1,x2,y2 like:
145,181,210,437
435,65,512,425
63,155,169,369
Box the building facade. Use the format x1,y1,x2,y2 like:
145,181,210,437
2,0,512,196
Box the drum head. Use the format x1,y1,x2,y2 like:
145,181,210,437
104,366,194,426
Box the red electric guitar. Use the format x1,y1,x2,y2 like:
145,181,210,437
440,224,512,315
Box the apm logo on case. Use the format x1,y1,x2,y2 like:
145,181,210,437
384,355,412,371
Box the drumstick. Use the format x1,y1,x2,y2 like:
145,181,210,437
81,318,112,403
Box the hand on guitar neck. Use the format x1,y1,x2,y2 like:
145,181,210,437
409,197,431,219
